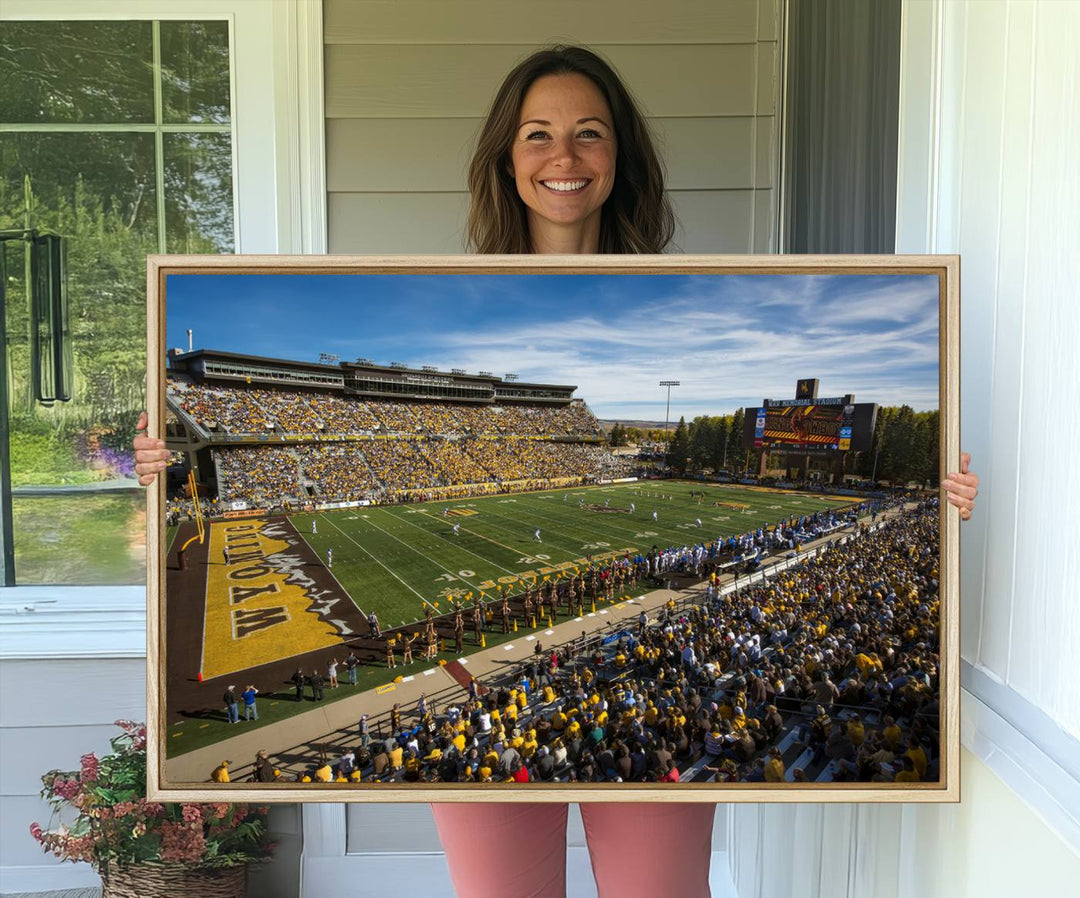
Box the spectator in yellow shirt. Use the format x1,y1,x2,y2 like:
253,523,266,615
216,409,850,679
904,738,928,780
894,756,920,782
763,747,785,783
881,716,902,751
389,744,404,770
846,714,866,748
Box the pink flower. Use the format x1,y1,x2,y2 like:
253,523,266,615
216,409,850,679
51,777,80,801
159,821,206,864
80,753,100,782
29,822,44,843
112,800,136,818
181,805,202,824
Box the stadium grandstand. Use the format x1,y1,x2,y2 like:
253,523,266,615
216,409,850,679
164,348,632,513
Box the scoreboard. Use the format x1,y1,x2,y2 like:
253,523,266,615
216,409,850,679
741,398,877,452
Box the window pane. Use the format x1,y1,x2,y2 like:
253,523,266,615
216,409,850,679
164,133,235,253
160,21,232,124
0,21,154,124
1,19,235,587
12,493,145,585
2,132,155,584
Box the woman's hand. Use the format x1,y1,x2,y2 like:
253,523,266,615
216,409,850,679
941,451,979,521
133,411,169,486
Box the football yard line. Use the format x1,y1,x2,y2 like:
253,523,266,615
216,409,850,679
484,492,682,551
359,508,489,594
412,509,525,570
391,508,519,576
459,502,608,560
514,496,671,544
491,501,644,554
289,520,370,619
461,487,686,555
322,514,428,601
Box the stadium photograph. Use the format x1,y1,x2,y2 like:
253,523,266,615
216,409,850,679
150,261,954,800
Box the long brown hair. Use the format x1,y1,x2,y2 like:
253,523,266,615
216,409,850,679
466,46,675,254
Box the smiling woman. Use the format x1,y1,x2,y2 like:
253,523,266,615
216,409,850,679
466,45,673,255
509,73,617,253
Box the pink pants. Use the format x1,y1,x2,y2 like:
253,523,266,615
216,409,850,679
431,802,716,898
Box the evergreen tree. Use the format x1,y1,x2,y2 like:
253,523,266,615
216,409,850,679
728,408,745,471
689,416,714,470
710,415,731,471
667,416,691,471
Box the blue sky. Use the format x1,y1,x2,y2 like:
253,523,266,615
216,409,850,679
165,273,940,421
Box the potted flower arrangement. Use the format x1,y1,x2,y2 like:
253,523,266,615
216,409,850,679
30,720,273,898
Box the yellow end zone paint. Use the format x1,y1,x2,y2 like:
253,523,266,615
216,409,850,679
201,519,343,679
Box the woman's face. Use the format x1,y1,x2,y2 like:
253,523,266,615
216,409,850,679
509,73,616,248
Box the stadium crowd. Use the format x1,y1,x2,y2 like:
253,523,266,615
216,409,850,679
215,446,304,506
208,437,635,507
294,444,374,502
166,377,630,507
247,503,941,787
167,379,605,439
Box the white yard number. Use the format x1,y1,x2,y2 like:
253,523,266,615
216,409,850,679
581,541,610,550
458,570,476,578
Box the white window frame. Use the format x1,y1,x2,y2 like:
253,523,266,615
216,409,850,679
0,0,325,660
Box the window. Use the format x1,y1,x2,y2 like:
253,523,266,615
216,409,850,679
1,19,234,585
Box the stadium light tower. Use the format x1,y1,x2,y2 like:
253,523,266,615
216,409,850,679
659,380,680,468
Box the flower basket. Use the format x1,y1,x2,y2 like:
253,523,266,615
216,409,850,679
31,721,273,887
101,861,247,898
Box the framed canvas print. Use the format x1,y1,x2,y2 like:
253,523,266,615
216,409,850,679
145,254,959,803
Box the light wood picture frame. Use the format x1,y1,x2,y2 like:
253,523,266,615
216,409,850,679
146,254,960,804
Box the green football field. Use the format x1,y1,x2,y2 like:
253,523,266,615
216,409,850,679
287,480,854,628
